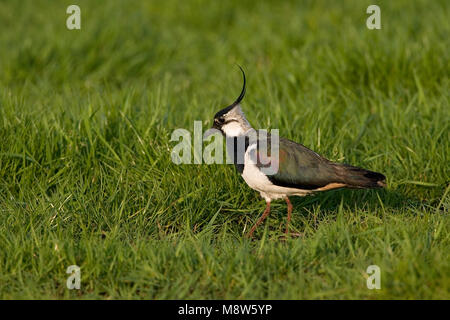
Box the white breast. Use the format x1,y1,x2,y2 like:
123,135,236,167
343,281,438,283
241,144,273,191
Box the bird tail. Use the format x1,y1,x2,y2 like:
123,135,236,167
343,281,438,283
334,164,386,188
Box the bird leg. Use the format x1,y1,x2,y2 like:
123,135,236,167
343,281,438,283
246,201,271,238
285,196,293,235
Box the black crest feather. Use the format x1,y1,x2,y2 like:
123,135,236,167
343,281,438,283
214,66,246,119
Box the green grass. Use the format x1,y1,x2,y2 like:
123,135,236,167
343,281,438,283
0,0,449,299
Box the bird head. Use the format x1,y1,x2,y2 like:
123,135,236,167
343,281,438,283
206,66,252,138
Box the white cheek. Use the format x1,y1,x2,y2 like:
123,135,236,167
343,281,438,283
222,122,244,136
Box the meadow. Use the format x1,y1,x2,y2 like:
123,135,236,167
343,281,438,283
0,0,448,299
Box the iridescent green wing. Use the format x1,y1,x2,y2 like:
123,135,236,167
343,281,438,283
254,137,342,189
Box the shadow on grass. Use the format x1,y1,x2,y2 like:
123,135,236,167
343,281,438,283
265,187,438,226
301,186,439,212
241,187,445,240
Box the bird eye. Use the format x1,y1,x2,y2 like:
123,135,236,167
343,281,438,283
218,117,225,124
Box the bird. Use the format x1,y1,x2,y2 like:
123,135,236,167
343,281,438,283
205,67,386,238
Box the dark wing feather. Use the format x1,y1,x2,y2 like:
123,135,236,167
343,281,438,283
254,137,386,190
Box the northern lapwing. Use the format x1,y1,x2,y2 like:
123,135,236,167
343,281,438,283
205,67,386,238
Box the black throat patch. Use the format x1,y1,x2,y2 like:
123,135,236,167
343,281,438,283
226,136,250,174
